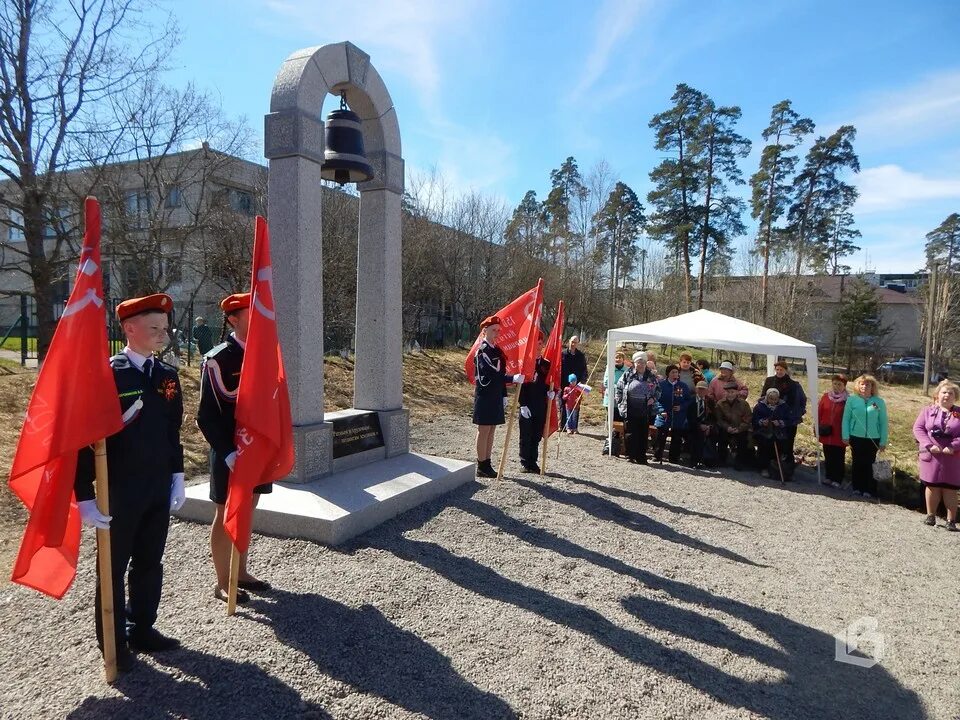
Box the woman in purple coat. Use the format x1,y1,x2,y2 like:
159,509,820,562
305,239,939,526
913,380,960,531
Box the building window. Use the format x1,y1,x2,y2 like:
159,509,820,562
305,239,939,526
229,188,253,215
7,209,24,242
124,190,152,228
164,186,183,209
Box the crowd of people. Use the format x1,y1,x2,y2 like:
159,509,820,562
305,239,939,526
469,319,958,532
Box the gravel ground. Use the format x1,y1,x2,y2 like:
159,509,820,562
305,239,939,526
1,415,958,720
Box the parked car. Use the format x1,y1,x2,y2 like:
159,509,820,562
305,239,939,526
877,360,945,383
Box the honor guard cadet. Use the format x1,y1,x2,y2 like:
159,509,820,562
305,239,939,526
197,292,272,604
74,293,185,671
517,332,553,473
472,315,525,478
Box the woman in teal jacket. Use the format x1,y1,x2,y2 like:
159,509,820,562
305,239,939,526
841,374,888,498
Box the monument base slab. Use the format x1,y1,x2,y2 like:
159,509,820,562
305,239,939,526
175,452,473,545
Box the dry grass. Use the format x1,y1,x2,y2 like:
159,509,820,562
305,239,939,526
0,345,933,567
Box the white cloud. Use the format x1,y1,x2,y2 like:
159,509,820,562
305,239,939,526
260,0,482,110
846,69,960,150
854,164,960,214
568,0,654,103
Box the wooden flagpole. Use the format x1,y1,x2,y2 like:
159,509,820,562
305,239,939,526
226,545,240,616
540,382,554,476
496,386,521,480
93,439,117,683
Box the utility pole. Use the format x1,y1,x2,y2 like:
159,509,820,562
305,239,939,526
923,264,938,396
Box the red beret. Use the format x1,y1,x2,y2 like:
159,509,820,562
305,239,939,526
220,293,251,313
116,293,173,322
479,315,501,329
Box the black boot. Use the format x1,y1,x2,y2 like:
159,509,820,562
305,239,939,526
476,459,496,478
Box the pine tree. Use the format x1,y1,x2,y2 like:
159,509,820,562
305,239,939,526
692,100,751,307
818,209,861,275
749,100,814,321
788,126,860,283
925,213,960,271
834,276,890,372
593,181,646,306
647,84,707,311
542,157,588,270
924,213,960,363
506,190,547,257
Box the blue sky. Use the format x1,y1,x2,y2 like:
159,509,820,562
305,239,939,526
165,0,960,274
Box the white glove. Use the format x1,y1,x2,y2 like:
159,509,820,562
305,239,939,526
547,391,556,400
503,397,509,410
225,451,237,472
78,499,111,529
512,374,525,384
520,406,531,419
170,473,186,512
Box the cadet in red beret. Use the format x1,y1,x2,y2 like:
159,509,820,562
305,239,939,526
473,315,525,477
196,291,271,603
74,293,184,670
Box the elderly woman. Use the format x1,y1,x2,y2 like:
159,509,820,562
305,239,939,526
818,374,849,487
753,388,793,480
841,374,888,498
616,352,657,464
653,364,692,463
473,315,524,478
709,361,748,403
913,380,960,531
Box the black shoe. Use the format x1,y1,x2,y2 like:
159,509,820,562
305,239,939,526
653,455,663,463
214,585,249,604
924,514,936,526
637,458,649,465
520,463,541,474
948,521,958,532
128,627,180,653
476,460,497,478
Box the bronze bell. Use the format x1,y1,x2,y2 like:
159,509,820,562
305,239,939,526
320,92,374,185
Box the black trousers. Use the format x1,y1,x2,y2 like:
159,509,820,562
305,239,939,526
95,495,170,650
717,429,749,468
848,436,878,494
754,436,786,475
781,425,798,470
654,427,685,461
688,426,716,466
822,444,846,483
518,414,545,467
624,416,649,461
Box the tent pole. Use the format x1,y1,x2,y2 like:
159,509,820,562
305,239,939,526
607,335,615,458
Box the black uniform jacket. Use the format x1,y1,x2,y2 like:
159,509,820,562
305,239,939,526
197,336,243,484
75,353,184,506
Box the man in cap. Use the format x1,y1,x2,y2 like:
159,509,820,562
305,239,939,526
197,292,272,603
75,293,185,670
713,382,753,470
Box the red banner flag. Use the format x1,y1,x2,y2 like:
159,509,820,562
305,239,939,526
224,216,294,554
542,300,565,438
8,198,123,598
465,279,544,384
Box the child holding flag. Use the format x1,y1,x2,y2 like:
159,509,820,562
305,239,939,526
562,374,592,433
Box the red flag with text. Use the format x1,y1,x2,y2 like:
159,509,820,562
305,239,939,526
542,300,565,438
8,198,123,598
224,216,294,553
464,279,544,384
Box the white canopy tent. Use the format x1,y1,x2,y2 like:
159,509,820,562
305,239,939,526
606,309,820,474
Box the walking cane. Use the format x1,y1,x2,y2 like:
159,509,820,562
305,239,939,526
773,438,786,484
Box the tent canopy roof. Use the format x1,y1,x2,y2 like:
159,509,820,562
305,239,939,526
608,309,816,358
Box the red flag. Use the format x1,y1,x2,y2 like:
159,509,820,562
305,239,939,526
8,198,123,598
224,216,294,553
465,279,544,384
542,300,565,438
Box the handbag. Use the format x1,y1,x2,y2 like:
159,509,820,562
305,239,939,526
872,457,893,482
818,424,833,438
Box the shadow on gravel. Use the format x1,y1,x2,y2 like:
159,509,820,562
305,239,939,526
369,528,924,720
65,647,331,720
248,590,517,720
620,579,925,719
512,476,767,567
548,473,750,527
